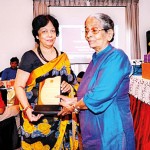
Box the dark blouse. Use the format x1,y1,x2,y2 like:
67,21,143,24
19,50,43,73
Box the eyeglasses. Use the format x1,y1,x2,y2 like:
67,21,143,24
85,27,105,35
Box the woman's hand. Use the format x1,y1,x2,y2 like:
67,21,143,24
58,105,74,116
57,95,77,116
57,95,77,105
25,107,43,122
61,81,72,93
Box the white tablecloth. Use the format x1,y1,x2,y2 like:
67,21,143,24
129,75,150,104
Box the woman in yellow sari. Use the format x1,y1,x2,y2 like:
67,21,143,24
14,14,79,150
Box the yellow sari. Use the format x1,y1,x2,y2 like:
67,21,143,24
20,52,79,150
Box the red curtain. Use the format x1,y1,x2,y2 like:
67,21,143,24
130,94,150,150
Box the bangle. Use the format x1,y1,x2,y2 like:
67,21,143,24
72,104,80,114
23,105,32,114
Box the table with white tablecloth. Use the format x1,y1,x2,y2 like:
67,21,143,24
129,75,150,150
129,75,150,104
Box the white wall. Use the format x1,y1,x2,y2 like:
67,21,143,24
0,0,34,71
0,0,149,71
139,0,150,59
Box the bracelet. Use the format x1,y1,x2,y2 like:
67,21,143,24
72,104,80,114
23,105,32,114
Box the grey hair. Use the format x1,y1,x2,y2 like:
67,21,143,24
88,13,115,42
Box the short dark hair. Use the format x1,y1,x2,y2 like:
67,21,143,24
32,14,59,44
77,71,85,78
10,57,19,64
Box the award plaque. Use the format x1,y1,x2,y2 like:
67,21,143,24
33,76,62,115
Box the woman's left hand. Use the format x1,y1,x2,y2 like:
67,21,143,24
61,81,72,93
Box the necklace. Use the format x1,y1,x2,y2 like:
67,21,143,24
37,46,59,62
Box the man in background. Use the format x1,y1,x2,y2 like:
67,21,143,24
1,57,19,80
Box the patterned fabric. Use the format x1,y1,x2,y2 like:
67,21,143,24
19,50,79,150
129,75,150,104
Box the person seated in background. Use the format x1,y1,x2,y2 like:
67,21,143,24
1,57,19,80
77,71,85,84
0,85,20,149
0,80,20,149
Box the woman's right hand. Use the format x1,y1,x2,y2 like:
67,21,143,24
25,107,43,122
57,95,77,116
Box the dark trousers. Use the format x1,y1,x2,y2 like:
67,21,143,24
0,117,20,150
